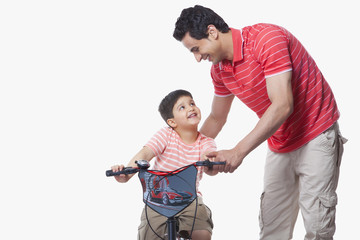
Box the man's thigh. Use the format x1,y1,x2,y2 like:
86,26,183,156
260,150,299,239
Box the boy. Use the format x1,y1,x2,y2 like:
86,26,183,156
111,89,218,240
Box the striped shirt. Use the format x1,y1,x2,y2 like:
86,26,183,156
211,23,339,153
145,127,217,194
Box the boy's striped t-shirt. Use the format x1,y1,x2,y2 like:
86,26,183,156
145,127,217,195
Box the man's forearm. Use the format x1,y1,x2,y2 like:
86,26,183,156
200,113,226,138
234,100,293,159
234,71,294,158
200,95,234,138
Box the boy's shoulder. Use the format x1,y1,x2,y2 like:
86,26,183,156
158,126,173,134
198,132,215,141
157,127,215,145
154,126,177,140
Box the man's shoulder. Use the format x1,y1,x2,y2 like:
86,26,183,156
242,23,285,38
242,23,282,30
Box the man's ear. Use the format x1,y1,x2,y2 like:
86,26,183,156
207,24,218,39
167,118,177,128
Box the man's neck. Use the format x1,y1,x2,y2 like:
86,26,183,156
222,30,234,62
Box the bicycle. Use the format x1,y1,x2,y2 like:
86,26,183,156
106,159,225,240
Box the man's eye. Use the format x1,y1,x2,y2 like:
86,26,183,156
192,47,199,53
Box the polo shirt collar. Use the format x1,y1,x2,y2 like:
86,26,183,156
231,27,243,64
219,27,243,71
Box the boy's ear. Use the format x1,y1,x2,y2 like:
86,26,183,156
167,118,177,128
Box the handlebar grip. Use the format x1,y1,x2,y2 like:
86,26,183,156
195,160,226,167
210,161,226,165
105,167,139,177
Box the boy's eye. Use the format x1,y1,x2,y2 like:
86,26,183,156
179,106,185,110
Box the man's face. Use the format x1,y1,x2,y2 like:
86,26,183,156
181,32,222,65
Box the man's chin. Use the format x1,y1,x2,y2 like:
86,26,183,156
211,59,220,65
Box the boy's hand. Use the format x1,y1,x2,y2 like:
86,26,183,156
111,164,132,183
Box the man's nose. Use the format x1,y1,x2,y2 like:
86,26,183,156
194,53,202,62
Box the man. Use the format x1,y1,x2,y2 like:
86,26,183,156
173,5,347,240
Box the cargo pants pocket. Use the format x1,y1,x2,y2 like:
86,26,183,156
259,192,276,230
317,192,337,239
259,192,265,230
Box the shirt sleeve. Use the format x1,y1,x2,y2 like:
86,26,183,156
145,127,168,156
200,136,217,156
253,25,293,78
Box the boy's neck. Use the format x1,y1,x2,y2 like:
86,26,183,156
174,128,199,144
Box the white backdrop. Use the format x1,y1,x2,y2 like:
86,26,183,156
1,0,359,239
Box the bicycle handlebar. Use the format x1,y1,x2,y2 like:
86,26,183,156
105,160,225,177
105,167,139,177
195,159,225,167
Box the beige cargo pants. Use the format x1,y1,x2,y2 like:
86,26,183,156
259,122,347,240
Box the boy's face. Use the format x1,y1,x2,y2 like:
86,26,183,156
167,95,201,130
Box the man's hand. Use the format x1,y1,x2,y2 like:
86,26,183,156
202,155,221,176
206,149,244,173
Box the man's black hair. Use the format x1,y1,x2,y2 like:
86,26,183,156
173,5,230,41
158,89,193,123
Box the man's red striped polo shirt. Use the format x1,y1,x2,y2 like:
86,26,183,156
211,23,339,153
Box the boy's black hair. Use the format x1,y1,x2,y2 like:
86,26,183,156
159,89,193,123
173,5,230,41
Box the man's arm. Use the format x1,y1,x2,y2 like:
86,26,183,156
208,71,294,173
200,94,234,138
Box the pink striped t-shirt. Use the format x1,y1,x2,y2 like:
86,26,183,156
145,127,217,195
211,23,339,153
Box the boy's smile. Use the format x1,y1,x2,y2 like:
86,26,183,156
188,112,198,118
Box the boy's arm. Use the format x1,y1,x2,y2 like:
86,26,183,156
127,145,155,168
112,146,155,183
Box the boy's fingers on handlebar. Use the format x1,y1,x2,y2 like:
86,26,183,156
111,164,125,172
205,151,218,159
110,165,131,183
110,165,129,182
111,165,119,172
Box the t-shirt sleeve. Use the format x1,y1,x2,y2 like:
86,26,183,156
200,136,217,156
211,66,233,97
253,25,293,78
145,127,168,156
